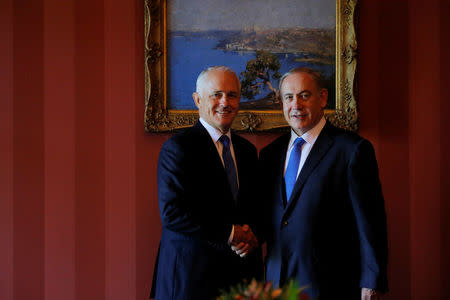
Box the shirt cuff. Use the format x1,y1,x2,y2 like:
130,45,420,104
228,225,234,244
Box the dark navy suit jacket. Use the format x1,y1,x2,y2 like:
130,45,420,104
259,122,388,300
151,121,262,300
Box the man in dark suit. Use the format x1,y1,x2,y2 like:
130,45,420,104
258,67,388,300
151,66,262,300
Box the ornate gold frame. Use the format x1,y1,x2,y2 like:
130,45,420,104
144,0,358,132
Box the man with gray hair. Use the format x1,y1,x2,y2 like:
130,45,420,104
151,66,262,300
259,67,388,299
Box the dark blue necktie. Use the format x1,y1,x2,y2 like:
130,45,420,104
285,137,306,202
220,135,238,201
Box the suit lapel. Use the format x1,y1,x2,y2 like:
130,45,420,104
193,121,221,162
194,121,235,203
285,124,334,212
193,121,230,184
230,133,249,205
231,133,243,188
275,134,291,207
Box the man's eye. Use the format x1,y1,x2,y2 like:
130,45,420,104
227,93,238,99
284,95,293,101
300,93,310,100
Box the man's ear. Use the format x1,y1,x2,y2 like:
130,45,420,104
193,92,201,109
277,90,283,109
320,88,328,108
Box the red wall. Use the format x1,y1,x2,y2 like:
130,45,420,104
1,1,449,299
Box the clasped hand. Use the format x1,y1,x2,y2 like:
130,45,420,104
230,224,258,257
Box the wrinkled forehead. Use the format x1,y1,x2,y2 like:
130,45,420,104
280,72,319,94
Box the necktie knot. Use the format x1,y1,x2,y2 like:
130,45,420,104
220,135,230,148
293,137,306,152
294,137,305,150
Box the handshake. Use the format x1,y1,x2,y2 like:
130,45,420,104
230,224,259,258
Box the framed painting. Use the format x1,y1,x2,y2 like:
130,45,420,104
144,0,358,132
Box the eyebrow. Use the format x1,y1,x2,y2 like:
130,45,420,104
283,90,312,96
210,90,238,95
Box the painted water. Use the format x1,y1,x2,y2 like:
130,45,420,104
167,33,335,110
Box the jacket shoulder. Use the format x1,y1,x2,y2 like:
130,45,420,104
161,124,204,150
323,123,376,158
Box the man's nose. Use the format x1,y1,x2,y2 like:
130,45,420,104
219,93,230,105
292,95,303,108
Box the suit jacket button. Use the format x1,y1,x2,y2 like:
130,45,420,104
282,220,288,227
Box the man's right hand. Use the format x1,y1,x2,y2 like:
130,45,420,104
230,224,258,257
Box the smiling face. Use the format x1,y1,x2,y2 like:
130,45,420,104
193,69,240,133
280,71,328,136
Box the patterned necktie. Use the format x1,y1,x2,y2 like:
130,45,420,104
219,135,238,201
284,137,306,202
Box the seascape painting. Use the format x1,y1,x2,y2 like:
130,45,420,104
167,0,336,111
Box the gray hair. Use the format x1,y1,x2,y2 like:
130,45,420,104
195,66,240,93
278,67,325,94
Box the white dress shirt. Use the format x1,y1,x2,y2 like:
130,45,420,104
284,116,326,179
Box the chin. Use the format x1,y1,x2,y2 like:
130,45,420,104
217,118,233,126
291,122,306,130
222,124,233,131
216,122,232,130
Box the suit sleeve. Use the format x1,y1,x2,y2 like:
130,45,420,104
347,139,388,292
157,139,232,243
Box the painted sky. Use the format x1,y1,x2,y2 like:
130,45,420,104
168,0,336,31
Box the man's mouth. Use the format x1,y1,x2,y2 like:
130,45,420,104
216,109,233,115
291,113,307,119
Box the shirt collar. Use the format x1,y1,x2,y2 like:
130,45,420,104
288,116,326,148
199,117,231,143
